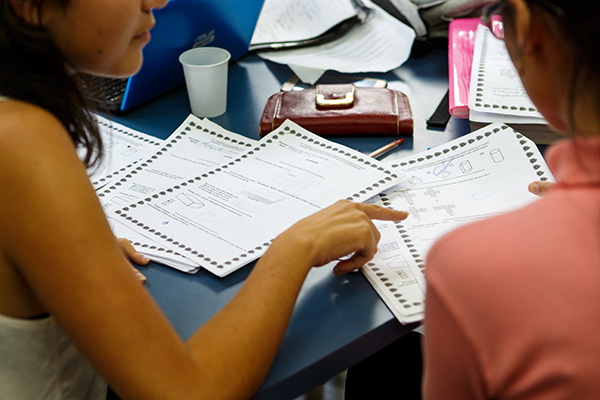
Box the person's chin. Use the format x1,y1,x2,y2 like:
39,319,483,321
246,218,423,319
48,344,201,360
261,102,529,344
85,60,143,80
111,53,145,78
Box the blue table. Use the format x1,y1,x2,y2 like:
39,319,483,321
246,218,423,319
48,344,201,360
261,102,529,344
111,50,471,399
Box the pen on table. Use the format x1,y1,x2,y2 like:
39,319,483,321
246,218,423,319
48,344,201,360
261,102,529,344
368,139,405,160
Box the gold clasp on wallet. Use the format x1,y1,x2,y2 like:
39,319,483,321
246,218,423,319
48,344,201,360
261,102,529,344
315,85,355,108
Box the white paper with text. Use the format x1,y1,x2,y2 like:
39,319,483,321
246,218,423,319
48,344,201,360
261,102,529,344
83,115,164,190
115,120,406,277
100,115,257,272
362,124,554,323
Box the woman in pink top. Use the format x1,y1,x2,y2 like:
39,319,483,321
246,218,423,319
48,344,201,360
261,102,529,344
423,0,600,399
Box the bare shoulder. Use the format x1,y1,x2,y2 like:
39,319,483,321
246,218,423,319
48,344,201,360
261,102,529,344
0,99,74,155
0,99,86,188
0,98,62,129
0,98,97,247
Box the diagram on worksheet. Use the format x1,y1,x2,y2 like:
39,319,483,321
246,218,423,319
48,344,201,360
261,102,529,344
116,120,405,277
177,192,206,208
98,115,257,273
362,123,554,324
468,25,542,118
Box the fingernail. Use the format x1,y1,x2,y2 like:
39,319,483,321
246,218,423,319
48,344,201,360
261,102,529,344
134,270,147,283
530,182,539,195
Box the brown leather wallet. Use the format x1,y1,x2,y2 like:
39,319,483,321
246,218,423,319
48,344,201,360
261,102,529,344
259,84,413,137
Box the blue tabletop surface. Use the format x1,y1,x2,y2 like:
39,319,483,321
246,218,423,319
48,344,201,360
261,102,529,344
110,50,471,399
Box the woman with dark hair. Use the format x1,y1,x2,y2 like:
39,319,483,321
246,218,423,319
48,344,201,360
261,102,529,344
0,1,408,399
0,0,104,167
423,0,600,398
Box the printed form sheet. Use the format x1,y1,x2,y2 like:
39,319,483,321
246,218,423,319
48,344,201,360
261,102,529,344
468,25,546,124
251,0,356,44
257,0,415,81
83,115,164,190
362,123,554,323
115,120,406,277
99,115,256,272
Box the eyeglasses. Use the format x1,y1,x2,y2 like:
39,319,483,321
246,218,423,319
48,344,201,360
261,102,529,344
481,0,566,41
481,0,508,40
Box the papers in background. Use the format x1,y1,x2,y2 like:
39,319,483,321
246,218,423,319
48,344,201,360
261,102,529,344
98,115,255,214
468,25,545,124
467,25,564,144
82,115,164,190
382,0,427,37
362,123,554,323
257,0,416,84
251,0,357,44
99,115,257,273
114,120,406,277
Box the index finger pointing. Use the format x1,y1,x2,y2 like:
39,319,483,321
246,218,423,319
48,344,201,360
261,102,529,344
358,203,409,221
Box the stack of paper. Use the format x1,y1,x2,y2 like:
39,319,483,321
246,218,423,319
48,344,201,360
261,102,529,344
97,115,406,276
82,115,165,190
96,115,257,272
251,0,357,45
468,25,562,144
252,0,415,84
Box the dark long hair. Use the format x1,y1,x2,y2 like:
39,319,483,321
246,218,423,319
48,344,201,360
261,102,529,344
548,1,600,134
0,0,103,168
505,0,600,133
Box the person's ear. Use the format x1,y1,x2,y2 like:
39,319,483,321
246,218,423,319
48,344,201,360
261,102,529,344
508,0,533,53
8,0,42,25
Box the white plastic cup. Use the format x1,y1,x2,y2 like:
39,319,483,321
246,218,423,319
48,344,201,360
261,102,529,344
179,47,231,118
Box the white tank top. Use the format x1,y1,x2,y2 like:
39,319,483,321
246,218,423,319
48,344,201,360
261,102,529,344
0,312,106,399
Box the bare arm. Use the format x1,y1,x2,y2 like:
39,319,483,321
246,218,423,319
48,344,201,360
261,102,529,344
186,200,408,398
0,101,407,400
